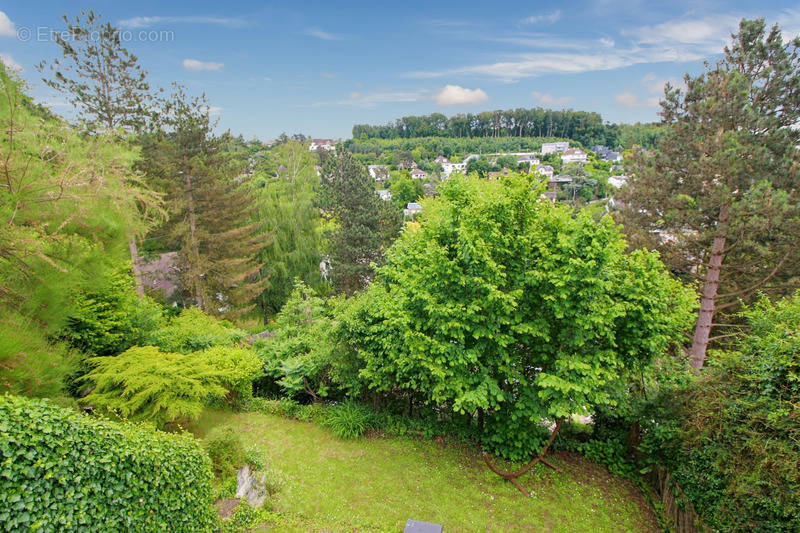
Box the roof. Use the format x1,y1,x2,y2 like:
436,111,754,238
562,148,586,156
410,168,427,175
537,164,554,171
407,202,422,209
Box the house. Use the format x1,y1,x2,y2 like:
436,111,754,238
591,145,608,153
404,202,423,218
487,168,511,180
410,169,428,180
541,191,557,202
607,175,628,188
376,188,392,201
540,141,569,154
434,155,450,164
561,148,588,164
518,155,540,165
602,151,622,162
309,139,335,151
610,165,624,173
368,164,390,181
441,161,466,177
535,164,554,179
548,175,573,190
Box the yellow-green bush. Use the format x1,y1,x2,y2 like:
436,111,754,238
0,395,215,532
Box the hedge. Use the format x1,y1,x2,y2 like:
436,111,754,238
0,395,216,532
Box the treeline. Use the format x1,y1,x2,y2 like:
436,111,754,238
352,109,663,149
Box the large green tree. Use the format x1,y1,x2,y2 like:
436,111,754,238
355,173,694,494
250,141,325,316
138,86,266,317
317,150,398,295
620,19,800,369
0,64,158,395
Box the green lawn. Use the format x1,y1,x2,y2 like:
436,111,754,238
194,409,657,532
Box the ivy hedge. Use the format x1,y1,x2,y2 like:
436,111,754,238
0,395,216,532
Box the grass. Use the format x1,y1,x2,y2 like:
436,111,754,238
193,409,657,532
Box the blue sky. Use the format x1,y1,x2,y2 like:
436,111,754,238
2,1,800,140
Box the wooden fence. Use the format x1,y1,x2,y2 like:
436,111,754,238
648,467,707,533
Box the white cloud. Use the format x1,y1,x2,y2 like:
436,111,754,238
599,37,615,47
305,28,345,41
433,84,488,106
314,90,424,108
182,58,224,71
522,11,561,25
0,11,15,37
0,52,22,72
531,91,573,107
119,16,246,29
626,15,741,48
641,72,683,95
614,91,660,108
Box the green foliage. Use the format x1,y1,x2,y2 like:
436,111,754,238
254,281,334,399
148,307,246,353
0,313,75,398
355,172,694,461
317,150,399,295
83,344,262,427
0,394,215,532
656,294,800,532
388,173,424,207
204,425,247,479
59,264,163,357
323,401,373,439
250,141,325,316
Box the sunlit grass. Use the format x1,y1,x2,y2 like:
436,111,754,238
193,409,656,532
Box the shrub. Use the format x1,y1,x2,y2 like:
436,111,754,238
83,345,262,427
148,307,246,353
0,394,215,532
323,401,372,439
204,426,247,479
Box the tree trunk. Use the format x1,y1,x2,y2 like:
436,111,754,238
128,236,144,296
184,169,203,309
689,203,730,369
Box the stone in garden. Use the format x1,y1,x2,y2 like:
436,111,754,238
236,464,269,508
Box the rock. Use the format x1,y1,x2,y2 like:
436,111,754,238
236,464,269,508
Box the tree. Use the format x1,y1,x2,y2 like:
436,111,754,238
37,10,154,133
620,19,800,369
317,150,391,295
356,173,694,495
37,10,158,294
138,86,266,317
388,172,423,207
250,141,325,316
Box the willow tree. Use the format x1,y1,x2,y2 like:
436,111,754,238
621,18,800,369
357,173,694,495
250,141,324,316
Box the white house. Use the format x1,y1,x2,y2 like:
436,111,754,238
376,188,392,201
535,164,554,179
541,142,569,154
441,161,466,177
410,169,428,180
607,175,628,188
404,202,423,218
309,139,335,151
561,148,588,164
368,164,390,181
434,155,450,164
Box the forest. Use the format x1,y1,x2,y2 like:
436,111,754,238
1,12,799,533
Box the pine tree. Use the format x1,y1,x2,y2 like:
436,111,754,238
138,86,266,317
620,19,800,369
250,141,325,316
317,150,395,295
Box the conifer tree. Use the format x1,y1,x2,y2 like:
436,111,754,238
317,150,396,295
139,86,266,317
620,19,800,369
